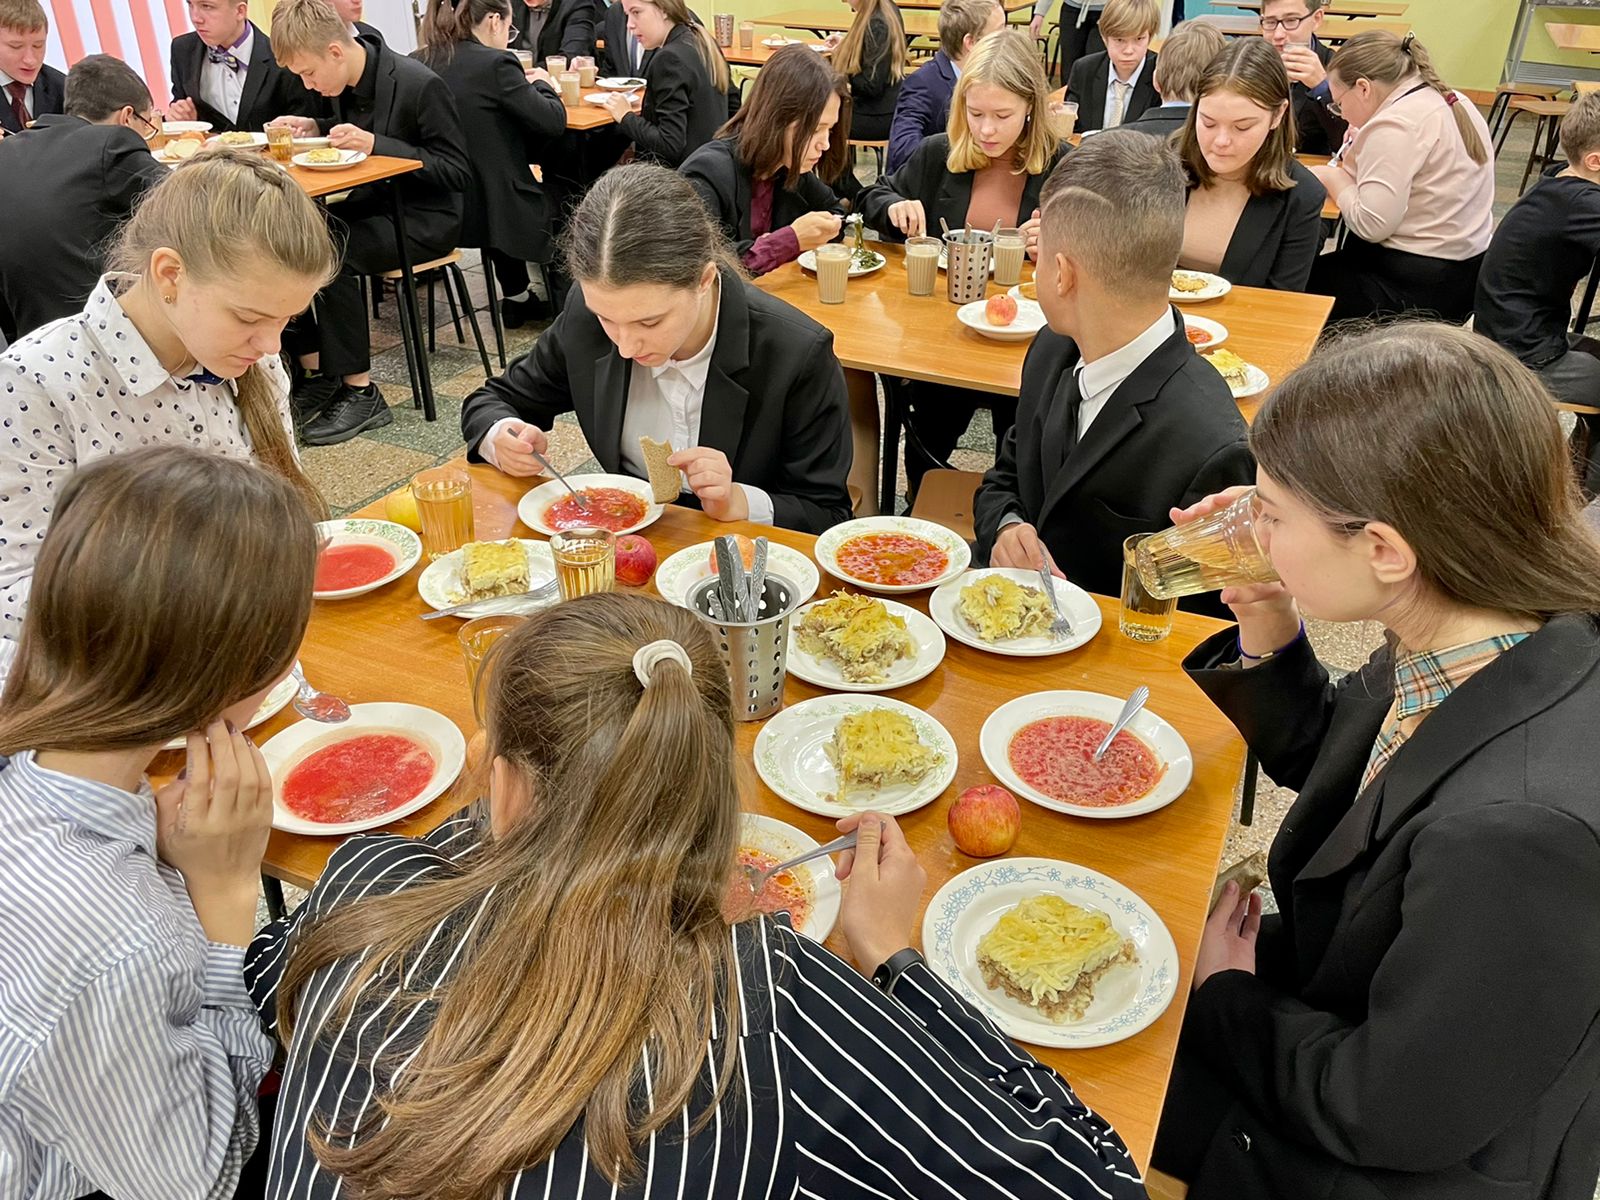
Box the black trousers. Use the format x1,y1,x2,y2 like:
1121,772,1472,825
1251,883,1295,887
1308,234,1485,325
1052,5,1104,80
487,247,531,298
904,381,1017,492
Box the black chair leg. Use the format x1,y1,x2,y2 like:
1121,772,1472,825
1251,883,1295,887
481,255,507,370
426,274,438,354
1495,106,1522,155
1520,115,1548,195
1575,257,1600,334
393,275,423,411
451,264,493,378
442,271,465,345
1487,92,1509,140
1239,751,1260,827
262,874,286,922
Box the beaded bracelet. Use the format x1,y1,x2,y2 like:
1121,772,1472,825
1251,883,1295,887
1238,620,1305,663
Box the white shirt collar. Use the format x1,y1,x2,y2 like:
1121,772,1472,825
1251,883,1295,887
649,281,721,391
0,68,25,91
82,274,227,400
1108,56,1144,91
1075,307,1175,402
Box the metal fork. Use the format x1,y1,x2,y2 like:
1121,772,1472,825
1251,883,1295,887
1036,564,1075,640
742,832,858,895
420,577,560,621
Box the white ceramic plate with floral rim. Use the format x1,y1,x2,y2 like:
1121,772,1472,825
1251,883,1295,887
956,297,1047,343
753,694,957,819
1182,313,1228,350
1216,360,1271,400
928,568,1101,657
161,664,299,751
797,247,886,277
313,519,422,600
1168,269,1231,302
516,472,664,537
417,539,557,613
292,148,367,170
596,76,646,89
813,516,971,595
922,857,1179,1048
979,690,1193,819
654,539,821,608
737,813,842,941
262,702,467,836
785,596,945,693
160,120,212,134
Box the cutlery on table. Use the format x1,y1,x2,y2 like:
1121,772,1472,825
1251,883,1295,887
528,447,589,512
420,578,560,621
1035,564,1075,640
1093,685,1150,762
741,832,857,895
290,663,351,723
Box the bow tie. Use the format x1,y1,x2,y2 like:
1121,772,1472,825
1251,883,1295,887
206,46,243,71
186,368,224,386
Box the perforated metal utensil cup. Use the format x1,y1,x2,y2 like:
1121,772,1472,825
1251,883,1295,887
690,572,800,721
944,229,994,304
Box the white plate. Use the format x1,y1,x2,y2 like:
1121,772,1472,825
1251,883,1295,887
1219,361,1271,400
654,539,820,608
813,516,971,594
979,690,1193,819
956,297,1048,343
1168,270,1231,302
161,120,212,134
786,596,945,693
583,92,616,105
207,131,268,148
292,148,367,170
807,41,829,51
1182,313,1228,350
922,857,1179,1048
938,246,995,274
596,76,645,89
516,472,664,537
292,135,332,148
753,694,957,818
762,35,798,45
739,813,841,941
263,702,467,836
928,568,1101,657
417,538,557,613
313,518,422,599
162,664,299,751
797,248,886,277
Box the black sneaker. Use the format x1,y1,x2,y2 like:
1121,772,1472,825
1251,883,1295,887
301,383,393,446
500,294,546,329
292,372,344,426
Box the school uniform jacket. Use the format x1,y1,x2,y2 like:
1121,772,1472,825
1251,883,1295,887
845,8,903,140
1064,49,1157,133
619,21,726,167
460,268,853,533
597,0,641,78
886,50,956,173
1291,35,1347,156
1198,159,1327,291
1124,102,1188,140
857,134,1066,243
169,22,314,132
529,0,598,63
1158,615,1600,1200
680,135,842,260
0,63,63,134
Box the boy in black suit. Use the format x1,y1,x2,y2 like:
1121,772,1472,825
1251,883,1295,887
514,0,597,64
974,129,1253,612
1064,0,1159,133
1124,19,1224,140
1259,0,1346,154
0,0,65,136
597,0,641,77
169,0,315,133
269,0,470,445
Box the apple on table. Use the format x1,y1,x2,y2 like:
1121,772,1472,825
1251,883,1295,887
948,784,1021,857
615,533,658,587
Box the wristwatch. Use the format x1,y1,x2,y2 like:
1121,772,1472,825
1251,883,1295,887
870,947,925,995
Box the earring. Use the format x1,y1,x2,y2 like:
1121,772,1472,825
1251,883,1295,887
163,293,175,305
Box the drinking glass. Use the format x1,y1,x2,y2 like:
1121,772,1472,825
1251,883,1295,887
411,467,475,561
739,20,755,48
1134,489,1279,600
459,614,523,722
814,243,851,304
1120,534,1178,642
546,54,567,75
550,528,616,600
558,71,581,105
992,228,1025,287
265,123,293,163
905,236,940,296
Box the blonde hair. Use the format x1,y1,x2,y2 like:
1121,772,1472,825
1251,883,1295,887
1098,0,1160,40
0,0,45,33
1562,90,1600,165
1151,20,1227,103
938,0,1001,60
108,150,336,519
946,29,1058,176
1330,31,1487,165
270,0,352,59
645,0,730,92
1180,38,1298,194
834,0,907,85
279,593,744,1196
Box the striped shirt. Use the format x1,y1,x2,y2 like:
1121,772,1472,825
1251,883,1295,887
0,751,272,1200
246,820,1148,1200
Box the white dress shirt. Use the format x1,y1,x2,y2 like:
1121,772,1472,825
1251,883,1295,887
199,24,254,126
1073,307,1174,438
1103,57,1145,129
0,67,33,121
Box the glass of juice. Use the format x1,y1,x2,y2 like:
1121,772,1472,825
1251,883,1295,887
411,467,476,561
1120,534,1178,642
905,235,940,296
815,243,851,304
459,613,523,723
992,228,1025,287
265,123,294,163
1134,489,1279,600
550,527,616,600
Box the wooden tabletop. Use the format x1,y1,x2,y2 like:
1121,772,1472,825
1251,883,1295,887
763,6,941,37
725,38,831,66
751,243,1333,419
1546,21,1600,53
1192,12,1410,40
1214,0,1408,15
1295,153,1344,220
247,462,1248,1166
562,99,627,130
151,137,425,198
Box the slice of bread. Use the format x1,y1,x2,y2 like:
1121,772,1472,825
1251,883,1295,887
1209,851,1266,912
639,436,680,503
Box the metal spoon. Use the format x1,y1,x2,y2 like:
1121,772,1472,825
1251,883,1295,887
290,663,351,723
742,832,858,894
1093,685,1149,762
527,446,589,512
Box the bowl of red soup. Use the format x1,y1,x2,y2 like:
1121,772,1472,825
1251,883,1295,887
261,702,468,836
313,519,422,600
722,814,841,941
813,516,970,594
1182,314,1228,350
517,473,664,537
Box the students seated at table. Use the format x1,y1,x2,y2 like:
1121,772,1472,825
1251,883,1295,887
0,0,64,135
1124,19,1223,140
168,0,316,133
1259,0,1345,155
597,0,642,77
1176,39,1325,291
833,0,907,147
512,0,598,65
886,0,1004,172
681,45,847,276
1150,323,1600,1200
0,151,332,631
1064,0,1158,133
268,0,470,445
0,445,316,1200
0,55,168,339
593,0,728,167
244,590,1150,1200
1306,31,1493,324
415,0,567,329
974,130,1251,610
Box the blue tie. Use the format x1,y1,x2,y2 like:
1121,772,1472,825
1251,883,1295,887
206,46,242,71
186,368,224,386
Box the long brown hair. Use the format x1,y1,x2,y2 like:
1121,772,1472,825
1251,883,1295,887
278,593,743,1197
1330,30,1488,165
0,446,316,753
645,0,730,92
108,150,335,519
1179,38,1297,194
564,163,745,287
833,0,906,83
719,42,852,184
946,29,1058,176
1252,323,1600,621
418,0,510,62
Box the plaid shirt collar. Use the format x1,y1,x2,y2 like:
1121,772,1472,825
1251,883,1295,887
1391,633,1532,723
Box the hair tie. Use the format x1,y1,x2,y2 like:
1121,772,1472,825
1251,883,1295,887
1400,31,1415,52
1444,91,1457,106
633,639,693,687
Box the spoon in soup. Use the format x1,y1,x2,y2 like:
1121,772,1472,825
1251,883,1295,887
290,663,351,723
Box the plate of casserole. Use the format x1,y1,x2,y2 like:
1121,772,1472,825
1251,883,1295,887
1168,269,1230,302
754,695,957,818
1203,348,1270,399
786,591,945,692
922,857,1178,1048
417,538,557,614
929,568,1100,656
292,147,366,169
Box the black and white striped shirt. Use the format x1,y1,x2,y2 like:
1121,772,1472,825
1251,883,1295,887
245,820,1148,1200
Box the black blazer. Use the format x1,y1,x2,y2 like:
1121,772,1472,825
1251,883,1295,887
680,136,842,268
413,38,566,262
1124,102,1187,140
460,269,853,533
1157,616,1600,1200
0,63,64,134
1191,160,1326,291
845,8,903,138
521,0,597,63
858,134,1066,244
972,314,1253,612
1065,50,1158,133
597,0,641,77
619,21,726,167
169,23,313,132
1290,36,1347,156
0,114,168,337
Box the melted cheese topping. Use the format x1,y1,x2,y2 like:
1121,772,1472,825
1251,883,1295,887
957,576,1052,642
795,591,915,682
461,540,529,600
1204,348,1252,388
827,709,943,801
977,894,1128,1002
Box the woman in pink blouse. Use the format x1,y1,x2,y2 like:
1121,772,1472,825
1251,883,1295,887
1306,31,1494,322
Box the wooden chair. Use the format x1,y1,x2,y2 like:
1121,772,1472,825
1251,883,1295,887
375,250,493,406
1500,97,1572,194
849,138,889,176
908,468,981,542
1555,400,1600,490
1486,80,1563,140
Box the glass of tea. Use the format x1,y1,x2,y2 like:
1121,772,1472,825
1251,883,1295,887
550,527,616,600
265,123,294,163
1120,534,1178,642
1134,489,1278,600
411,467,476,561
459,613,523,722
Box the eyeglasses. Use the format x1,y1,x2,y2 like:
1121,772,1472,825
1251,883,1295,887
1258,14,1311,31
131,110,161,140
1325,84,1352,118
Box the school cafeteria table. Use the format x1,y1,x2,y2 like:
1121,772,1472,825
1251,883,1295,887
761,5,1028,37
724,38,831,66
1192,12,1410,40
1215,0,1408,16
752,244,1334,513
1546,21,1600,52
248,460,1249,1169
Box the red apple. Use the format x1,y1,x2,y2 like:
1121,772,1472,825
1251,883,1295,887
615,533,658,587
948,784,1021,857
985,294,1018,327
707,533,757,575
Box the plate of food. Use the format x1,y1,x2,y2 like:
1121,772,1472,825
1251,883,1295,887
928,568,1100,656
787,591,945,692
726,813,842,941
654,538,820,608
1204,348,1270,399
162,665,300,751
596,76,646,90
761,34,798,46
1007,280,1039,303
1169,269,1230,302
155,136,207,163
979,690,1193,819
313,518,422,599
161,120,212,135
814,516,970,594
1183,313,1228,350
208,130,267,148
797,246,886,276
262,702,467,836
293,147,367,170
922,857,1178,1048
754,694,957,818
516,473,664,537
957,295,1047,343
417,538,557,613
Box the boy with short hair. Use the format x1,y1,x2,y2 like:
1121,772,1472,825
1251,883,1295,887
1258,0,1346,153
169,0,316,133
886,0,1005,172
1063,0,1159,133
0,0,64,135
1127,18,1224,139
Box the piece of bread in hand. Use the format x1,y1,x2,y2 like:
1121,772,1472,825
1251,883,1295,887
1209,850,1267,912
639,436,681,503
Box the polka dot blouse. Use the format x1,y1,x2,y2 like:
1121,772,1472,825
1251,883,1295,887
0,274,297,631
